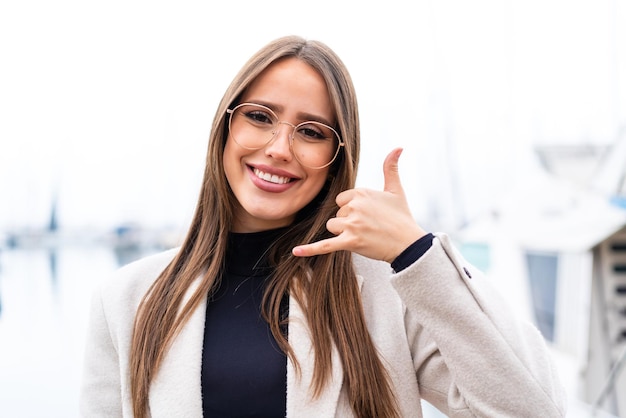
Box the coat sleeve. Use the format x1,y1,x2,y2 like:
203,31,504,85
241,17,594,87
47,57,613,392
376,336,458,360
391,234,567,417
79,286,124,417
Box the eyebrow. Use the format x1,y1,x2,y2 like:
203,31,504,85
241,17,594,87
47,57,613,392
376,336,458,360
247,100,335,127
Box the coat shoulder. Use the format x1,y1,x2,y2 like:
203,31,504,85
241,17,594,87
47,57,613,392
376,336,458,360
97,248,179,315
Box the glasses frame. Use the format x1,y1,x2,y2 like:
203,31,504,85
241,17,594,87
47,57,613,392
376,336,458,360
226,102,344,169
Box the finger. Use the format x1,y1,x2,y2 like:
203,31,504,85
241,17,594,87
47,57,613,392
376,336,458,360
383,147,404,194
335,204,350,219
325,216,344,235
292,236,343,257
335,188,356,208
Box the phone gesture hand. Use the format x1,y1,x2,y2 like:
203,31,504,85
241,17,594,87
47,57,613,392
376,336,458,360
292,148,426,263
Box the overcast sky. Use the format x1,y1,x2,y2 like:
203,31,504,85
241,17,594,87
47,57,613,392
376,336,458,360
1,0,624,233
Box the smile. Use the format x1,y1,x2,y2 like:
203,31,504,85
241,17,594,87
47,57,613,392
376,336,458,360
252,168,293,184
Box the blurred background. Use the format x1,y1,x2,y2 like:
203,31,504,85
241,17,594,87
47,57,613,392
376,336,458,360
1,0,626,416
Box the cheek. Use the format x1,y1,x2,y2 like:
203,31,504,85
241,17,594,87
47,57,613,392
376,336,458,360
305,169,331,199
222,140,239,180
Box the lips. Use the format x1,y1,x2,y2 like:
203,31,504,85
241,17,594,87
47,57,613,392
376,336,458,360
252,167,294,184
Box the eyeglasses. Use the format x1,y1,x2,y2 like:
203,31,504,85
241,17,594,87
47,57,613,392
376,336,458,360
226,103,344,169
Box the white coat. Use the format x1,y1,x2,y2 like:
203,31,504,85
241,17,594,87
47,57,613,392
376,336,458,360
80,234,566,417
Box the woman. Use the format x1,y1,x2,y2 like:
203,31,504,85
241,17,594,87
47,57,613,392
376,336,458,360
80,36,566,417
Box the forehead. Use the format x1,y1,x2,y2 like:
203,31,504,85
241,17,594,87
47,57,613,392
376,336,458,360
241,57,336,122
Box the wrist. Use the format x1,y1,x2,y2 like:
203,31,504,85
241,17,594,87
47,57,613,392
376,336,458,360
385,227,428,263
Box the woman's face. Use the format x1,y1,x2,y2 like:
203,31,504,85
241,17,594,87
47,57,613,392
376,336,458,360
224,58,335,232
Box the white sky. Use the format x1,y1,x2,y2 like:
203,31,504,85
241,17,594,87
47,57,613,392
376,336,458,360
1,0,624,232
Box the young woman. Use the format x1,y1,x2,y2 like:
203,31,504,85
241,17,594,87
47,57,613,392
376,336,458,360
80,36,566,417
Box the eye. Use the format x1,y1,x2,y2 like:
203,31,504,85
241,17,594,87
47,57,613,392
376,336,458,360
296,123,330,142
244,110,274,125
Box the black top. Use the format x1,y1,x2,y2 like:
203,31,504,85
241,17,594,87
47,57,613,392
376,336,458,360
201,228,288,418
200,229,434,417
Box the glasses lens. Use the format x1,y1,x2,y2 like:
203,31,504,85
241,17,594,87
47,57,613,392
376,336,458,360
291,122,341,169
228,103,342,169
229,104,278,149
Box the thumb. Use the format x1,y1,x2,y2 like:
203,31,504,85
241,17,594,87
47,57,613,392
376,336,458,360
383,147,404,194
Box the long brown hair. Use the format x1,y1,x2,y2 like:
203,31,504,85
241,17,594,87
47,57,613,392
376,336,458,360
129,36,398,418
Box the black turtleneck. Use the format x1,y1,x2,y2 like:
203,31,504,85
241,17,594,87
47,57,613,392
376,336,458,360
201,228,288,418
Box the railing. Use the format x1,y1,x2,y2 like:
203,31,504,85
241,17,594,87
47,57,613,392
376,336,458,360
592,345,626,416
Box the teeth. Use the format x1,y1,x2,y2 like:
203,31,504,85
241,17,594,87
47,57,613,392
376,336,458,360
253,168,291,184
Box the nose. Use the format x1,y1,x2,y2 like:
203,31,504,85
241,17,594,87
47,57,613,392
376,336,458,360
264,121,294,162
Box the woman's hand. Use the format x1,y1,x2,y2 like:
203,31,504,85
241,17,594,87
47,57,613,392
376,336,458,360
292,148,427,263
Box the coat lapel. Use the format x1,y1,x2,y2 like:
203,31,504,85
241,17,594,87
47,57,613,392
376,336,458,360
286,275,364,417
286,292,343,417
148,277,206,417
